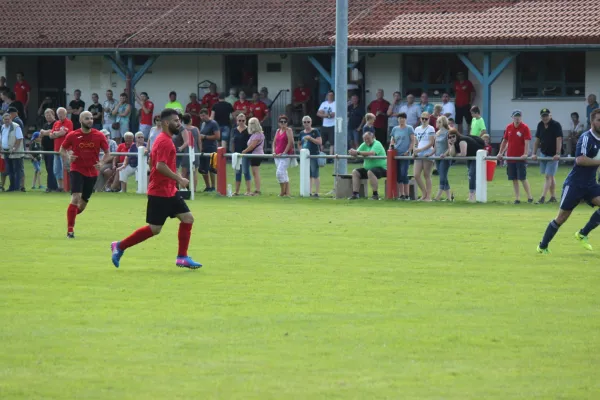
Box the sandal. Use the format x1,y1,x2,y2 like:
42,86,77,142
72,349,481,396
244,192,254,196
254,191,261,195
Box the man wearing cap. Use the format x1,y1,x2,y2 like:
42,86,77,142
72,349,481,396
497,110,534,204
1,112,24,192
185,93,202,127
532,108,563,204
165,91,184,113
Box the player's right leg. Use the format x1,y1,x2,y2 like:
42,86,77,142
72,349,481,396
537,185,577,253
174,204,202,270
66,172,84,238
574,192,600,251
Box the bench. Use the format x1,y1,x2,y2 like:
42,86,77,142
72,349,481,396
333,173,417,200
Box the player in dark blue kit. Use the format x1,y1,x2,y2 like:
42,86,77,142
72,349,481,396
537,109,600,254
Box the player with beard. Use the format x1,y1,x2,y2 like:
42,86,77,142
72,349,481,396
110,108,202,269
60,111,109,238
537,109,600,254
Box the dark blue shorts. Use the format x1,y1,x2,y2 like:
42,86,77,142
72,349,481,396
507,162,527,181
559,183,600,211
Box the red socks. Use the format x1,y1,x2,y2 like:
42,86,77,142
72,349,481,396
120,226,154,251
67,204,78,233
178,222,193,257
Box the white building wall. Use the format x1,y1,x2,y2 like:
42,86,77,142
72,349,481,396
365,54,401,105
257,54,291,95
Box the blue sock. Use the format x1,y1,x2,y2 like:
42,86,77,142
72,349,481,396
580,210,600,236
540,220,561,249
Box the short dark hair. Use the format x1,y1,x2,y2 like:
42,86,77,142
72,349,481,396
8,92,15,101
74,89,81,94
470,106,480,114
328,90,334,95
120,92,127,98
141,92,149,98
218,92,226,100
571,112,580,119
398,112,407,119
91,92,98,97
106,89,113,94
252,92,260,97
7,107,18,113
393,91,401,96
169,91,176,97
16,71,24,76
160,108,179,121
182,113,192,124
199,108,209,116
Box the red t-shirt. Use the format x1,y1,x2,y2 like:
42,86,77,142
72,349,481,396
14,80,30,104
504,122,531,159
454,80,475,107
61,129,108,177
186,101,202,127
429,115,438,130
233,100,251,117
148,132,177,198
52,119,74,151
250,101,268,121
116,142,131,163
201,93,219,112
368,99,391,129
293,87,310,103
140,100,154,126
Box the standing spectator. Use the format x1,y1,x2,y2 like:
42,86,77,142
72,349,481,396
198,109,220,192
441,93,455,120
88,93,103,130
348,94,365,149
242,117,265,195
434,116,452,201
587,94,599,129
250,92,269,124
181,114,200,191
399,94,420,128
259,87,272,107
137,92,154,139
225,88,238,106
165,91,184,112
454,71,476,134
211,92,234,149
103,90,119,142
233,91,251,119
298,116,322,197
173,119,191,184
317,90,336,159
0,91,10,113
96,129,118,192
113,93,131,138
387,91,402,137
231,113,252,195
7,92,25,121
1,113,24,192
259,87,273,141
448,117,456,130
497,110,534,204
347,130,387,200
68,89,85,130
39,108,58,192
110,132,135,192
532,108,563,204
367,89,390,146
13,72,30,119
419,93,434,115
429,104,443,130
286,82,311,122
413,112,436,201
37,96,54,126
148,115,162,152
185,93,202,127
389,112,415,200
50,107,73,191
567,112,586,157
29,131,43,189
273,115,294,197
116,132,146,193
363,113,376,136
469,106,487,137
0,77,7,95
201,83,220,113
448,129,484,202
8,107,24,130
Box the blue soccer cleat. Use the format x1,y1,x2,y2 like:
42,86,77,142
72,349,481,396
111,241,124,268
176,256,202,269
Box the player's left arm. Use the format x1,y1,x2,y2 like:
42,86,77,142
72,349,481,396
522,140,530,159
554,127,563,160
59,135,76,162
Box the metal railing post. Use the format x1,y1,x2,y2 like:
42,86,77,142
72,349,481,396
475,149,487,203
136,146,146,194
386,149,397,199
299,149,310,197
188,146,195,200
216,147,227,196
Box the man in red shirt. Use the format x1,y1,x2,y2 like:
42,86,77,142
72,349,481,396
201,83,220,113
250,92,269,123
60,111,109,238
50,107,74,191
453,71,476,134
13,71,30,118
185,93,202,127
136,92,154,139
111,108,201,269
286,82,311,122
233,91,251,119
367,89,391,146
497,109,533,204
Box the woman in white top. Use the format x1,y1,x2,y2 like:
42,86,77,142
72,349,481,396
412,112,436,201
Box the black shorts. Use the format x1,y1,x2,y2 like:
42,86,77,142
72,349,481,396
455,105,472,125
355,167,387,179
507,162,527,181
146,193,190,226
198,153,216,174
250,158,262,167
70,171,97,202
321,126,334,146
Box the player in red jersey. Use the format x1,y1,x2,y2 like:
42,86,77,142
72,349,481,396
111,108,202,269
59,111,109,238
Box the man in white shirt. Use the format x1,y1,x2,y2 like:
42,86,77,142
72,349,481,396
399,94,421,128
441,93,456,120
1,112,24,191
317,90,336,158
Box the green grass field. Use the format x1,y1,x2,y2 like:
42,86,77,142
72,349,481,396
1,163,600,399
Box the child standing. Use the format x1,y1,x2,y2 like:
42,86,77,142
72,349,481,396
30,131,43,190
481,133,493,155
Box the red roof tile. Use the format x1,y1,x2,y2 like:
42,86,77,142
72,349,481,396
2,0,599,49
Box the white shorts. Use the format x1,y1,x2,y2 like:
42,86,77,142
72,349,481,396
119,165,137,182
103,123,120,140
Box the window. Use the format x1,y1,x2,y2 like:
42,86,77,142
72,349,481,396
516,52,585,98
402,54,467,98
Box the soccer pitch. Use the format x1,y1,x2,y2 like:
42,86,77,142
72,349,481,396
1,163,599,399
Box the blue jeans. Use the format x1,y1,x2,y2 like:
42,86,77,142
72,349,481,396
220,125,231,146
396,159,410,184
310,158,320,178
6,157,23,191
436,160,451,190
467,160,476,192
235,157,251,182
53,155,64,180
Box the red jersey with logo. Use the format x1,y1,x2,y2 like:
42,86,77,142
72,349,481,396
454,79,475,107
52,119,74,151
186,102,202,126
148,132,177,198
504,122,531,159
14,80,30,104
293,87,310,103
140,100,154,126
233,100,251,117
116,142,130,163
201,92,219,112
61,129,108,177
250,101,268,121
368,99,391,129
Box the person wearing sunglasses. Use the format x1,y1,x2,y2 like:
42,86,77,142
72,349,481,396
147,115,162,153
241,117,265,195
232,114,252,195
298,116,322,197
273,115,295,197
447,129,485,202
413,112,436,201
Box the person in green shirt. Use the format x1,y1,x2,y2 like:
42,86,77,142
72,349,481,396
165,91,184,112
470,106,487,136
348,131,387,200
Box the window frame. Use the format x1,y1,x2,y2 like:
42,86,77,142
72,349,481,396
515,52,585,99
401,54,467,98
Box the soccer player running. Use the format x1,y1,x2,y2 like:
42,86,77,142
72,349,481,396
111,109,201,269
60,111,109,238
537,109,600,254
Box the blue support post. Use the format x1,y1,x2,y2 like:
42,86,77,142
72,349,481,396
132,56,157,86
307,56,332,86
105,55,126,81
